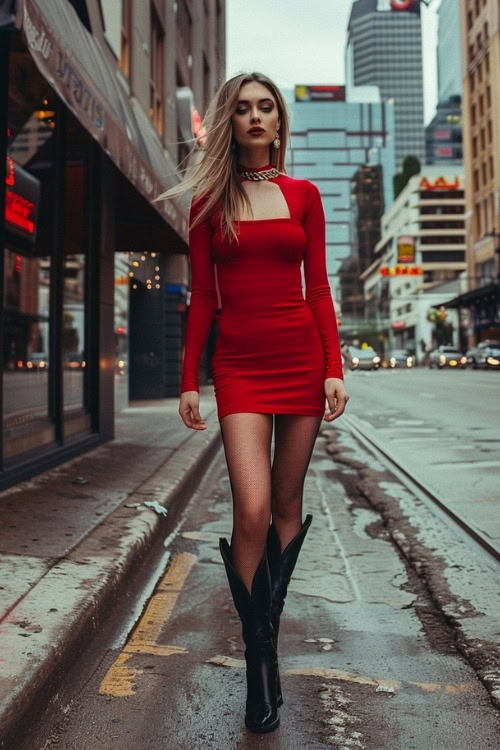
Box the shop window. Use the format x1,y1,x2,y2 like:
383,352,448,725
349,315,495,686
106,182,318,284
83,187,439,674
119,0,132,78
4,43,57,458
149,5,165,136
63,114,90,423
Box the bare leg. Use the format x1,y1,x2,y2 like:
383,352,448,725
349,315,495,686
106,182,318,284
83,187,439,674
220,412,274,593
271,415,322,551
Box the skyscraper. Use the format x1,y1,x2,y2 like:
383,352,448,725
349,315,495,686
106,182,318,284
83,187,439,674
437,0,463,102
345,0,425,171
285,86,395,328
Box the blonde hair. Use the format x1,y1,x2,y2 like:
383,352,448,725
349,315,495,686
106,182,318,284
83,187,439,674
153,72,290,243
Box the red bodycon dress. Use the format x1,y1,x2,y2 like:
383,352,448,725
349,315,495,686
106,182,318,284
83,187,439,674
180,164,344,421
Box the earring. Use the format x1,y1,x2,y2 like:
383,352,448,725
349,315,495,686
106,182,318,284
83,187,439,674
273,131,280,149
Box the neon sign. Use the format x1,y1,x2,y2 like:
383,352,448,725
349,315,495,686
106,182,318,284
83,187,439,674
5,156,40,241
380,265,423,276
420,176,460,191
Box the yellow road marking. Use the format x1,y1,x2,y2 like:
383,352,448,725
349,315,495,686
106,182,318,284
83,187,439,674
99,552,196,697
206,658,479,695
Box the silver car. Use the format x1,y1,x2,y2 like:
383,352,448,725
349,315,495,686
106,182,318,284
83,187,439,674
429,345,467,369
349,347,381,371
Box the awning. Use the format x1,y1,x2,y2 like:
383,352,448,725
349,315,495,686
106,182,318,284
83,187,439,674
14,0,188,240
437,282,500,309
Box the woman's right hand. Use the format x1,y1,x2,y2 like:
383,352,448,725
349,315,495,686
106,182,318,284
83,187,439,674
179,390,207,430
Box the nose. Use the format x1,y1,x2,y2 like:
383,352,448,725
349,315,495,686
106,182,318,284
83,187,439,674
249,107,261,123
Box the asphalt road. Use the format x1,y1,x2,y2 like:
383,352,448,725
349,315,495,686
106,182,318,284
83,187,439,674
343,367,500,546
27,431,498,750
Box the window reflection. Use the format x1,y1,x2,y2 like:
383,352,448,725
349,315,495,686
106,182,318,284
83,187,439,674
63,114,89,417
4,41,56,457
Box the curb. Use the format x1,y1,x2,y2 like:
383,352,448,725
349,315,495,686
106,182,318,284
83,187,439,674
0,411,221,750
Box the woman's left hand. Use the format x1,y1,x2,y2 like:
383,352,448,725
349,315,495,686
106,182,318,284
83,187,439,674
324,378,349,422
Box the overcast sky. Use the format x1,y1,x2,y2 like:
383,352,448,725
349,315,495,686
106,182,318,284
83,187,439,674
226,0,441,126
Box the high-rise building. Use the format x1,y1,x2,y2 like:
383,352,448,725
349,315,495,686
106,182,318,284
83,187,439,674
285,86,395,331
361,167,466,360
440,0,500,346
437,0,463,102
345,0,425,171
425,96,463,165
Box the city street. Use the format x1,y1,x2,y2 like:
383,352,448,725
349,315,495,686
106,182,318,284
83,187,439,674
343,367,500,549
24,420,499,749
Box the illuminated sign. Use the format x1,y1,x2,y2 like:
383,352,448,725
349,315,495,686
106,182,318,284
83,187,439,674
392,320,406,330
5,157,40,243
434,129,451,140
434,147,454,158
390,0,420,11
419,176,460,191
380,265,423,276
295,85,345,102
397,235,415,263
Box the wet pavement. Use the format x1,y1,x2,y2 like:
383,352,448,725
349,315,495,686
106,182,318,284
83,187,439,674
28,427,499,749
343,367,500,548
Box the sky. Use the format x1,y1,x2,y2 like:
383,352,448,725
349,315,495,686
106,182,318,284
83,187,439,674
226,0,441,126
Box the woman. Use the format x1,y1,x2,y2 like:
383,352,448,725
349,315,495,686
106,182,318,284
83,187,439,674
156,72,349,734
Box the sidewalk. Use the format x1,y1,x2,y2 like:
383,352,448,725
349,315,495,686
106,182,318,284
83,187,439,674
0,387,220,749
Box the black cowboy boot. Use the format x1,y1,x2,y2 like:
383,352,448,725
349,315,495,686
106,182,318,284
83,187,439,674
267,514,313,707
219,538,280,733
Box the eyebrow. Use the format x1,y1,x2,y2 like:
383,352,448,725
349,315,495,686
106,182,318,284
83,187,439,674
236,98,275,104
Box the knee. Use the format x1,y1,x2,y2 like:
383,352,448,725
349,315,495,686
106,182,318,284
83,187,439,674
271,489,302,519
234,506,270,540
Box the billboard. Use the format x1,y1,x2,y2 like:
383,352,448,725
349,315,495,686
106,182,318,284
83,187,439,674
295,85,346,102
397,235,415,263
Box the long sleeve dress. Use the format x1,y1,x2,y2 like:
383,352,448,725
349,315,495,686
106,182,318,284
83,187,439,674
180,163,343,421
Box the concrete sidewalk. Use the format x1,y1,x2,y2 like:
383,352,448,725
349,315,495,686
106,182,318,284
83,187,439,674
0,387,220,749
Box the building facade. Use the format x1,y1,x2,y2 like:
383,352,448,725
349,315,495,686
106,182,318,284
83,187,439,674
362,167,466,360
425,96,463,165
0,0,225,488
445,0,500,345
437,0,463,102
285,86,395,332
341,164,384,323
345,0,425,171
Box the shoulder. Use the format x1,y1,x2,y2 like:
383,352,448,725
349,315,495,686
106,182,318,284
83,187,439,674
278,174,320,200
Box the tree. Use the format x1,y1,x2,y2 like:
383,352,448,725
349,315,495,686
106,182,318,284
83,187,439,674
393,155,421,199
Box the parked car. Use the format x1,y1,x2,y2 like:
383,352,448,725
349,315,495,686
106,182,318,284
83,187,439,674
388,349,415,368
349,346,381,371
428,345,467,369
25,352,49,370
466,340,500,370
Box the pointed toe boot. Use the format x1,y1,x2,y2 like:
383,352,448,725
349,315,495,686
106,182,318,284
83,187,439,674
219,538,280,734
267,513,313,707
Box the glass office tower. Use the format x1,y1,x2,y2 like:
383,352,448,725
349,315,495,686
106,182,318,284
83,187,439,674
345,0,425,171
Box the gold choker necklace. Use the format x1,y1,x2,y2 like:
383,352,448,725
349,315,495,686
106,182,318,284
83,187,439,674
240,167,281,181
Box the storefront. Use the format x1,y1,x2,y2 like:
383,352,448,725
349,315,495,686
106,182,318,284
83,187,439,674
0,0,189,488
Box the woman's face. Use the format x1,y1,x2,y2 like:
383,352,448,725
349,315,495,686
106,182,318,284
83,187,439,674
231,81,280,152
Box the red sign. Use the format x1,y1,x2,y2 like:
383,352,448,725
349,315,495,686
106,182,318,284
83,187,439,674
295,85,345,102
397,235,415,263
419,176,460,191
391,0,417,10
434,147,453,158
392,320,406,330
380,265,423,276
5,157,40,242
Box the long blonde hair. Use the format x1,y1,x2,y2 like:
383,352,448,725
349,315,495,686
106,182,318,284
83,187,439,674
153,72,290,243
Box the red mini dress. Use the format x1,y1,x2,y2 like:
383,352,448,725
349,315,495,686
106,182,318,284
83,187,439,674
180,164,343,421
